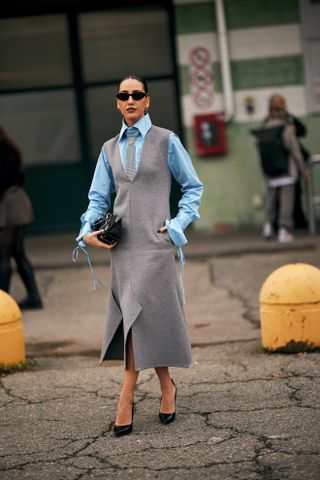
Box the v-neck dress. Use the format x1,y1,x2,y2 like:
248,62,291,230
100,125,192,371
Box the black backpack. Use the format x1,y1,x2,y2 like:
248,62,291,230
251,125,289,177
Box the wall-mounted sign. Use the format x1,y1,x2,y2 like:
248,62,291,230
189,46,214,109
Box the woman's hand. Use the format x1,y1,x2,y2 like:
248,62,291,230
83,231,117,250
158,226,167,233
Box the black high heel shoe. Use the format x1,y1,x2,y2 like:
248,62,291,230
113,403,134,437
159,379,177,425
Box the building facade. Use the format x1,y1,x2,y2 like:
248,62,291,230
1,0,319,232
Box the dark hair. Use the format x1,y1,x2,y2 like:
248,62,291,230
118,75,149,94
0,125,24,171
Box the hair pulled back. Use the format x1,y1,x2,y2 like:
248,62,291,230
118,75,149,94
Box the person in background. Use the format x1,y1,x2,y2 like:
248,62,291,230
262,96,308,243
0,126,43,309
268,94,310,230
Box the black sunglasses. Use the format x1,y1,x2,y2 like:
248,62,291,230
116,91,147,101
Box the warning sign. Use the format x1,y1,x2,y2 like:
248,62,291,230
188,46,214,109
190,67,213,89
192,89,214,108
189,47,211,68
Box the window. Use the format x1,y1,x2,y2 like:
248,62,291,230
0,15,72,89
0,90,80,165
80,8,173,83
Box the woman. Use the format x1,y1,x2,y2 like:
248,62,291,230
0,126,43,309
76,75,203,436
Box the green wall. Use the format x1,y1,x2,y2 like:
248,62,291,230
187,115,320,230
175,0,300,34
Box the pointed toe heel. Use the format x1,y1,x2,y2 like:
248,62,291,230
159,411,176,425
159,379,177,425
113,403,134,437
113,422,133,437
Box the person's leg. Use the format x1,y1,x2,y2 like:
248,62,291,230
293,179,308,229
265,186,277,225
279,184,295,231
11,226,43,309
115,330,139,426
273,187,280,233
0,227,15,292
155,367,176,414
263,186,277,238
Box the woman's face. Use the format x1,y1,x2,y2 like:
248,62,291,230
116,78,150,127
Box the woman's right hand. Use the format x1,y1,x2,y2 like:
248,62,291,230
82,231,117,250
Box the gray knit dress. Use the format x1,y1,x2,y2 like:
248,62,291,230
100,126,192,371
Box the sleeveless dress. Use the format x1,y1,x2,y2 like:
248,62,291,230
100,126,192,371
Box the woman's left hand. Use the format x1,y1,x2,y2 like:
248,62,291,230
83,230,117,250
158,226,167,233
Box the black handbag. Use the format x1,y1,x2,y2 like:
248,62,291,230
92,213,122,244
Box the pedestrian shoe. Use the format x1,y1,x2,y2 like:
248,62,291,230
159,379,177,425
278,227,294,244
262,222,273,240
18,297,43,310
113,403,134,437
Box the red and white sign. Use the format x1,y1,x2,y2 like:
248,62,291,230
190,67,213,89
192,89,214,108
189,46,211,68
188,46,214,109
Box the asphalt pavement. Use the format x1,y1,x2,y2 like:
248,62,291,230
1,227,320,479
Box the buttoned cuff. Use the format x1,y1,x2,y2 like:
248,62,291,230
166,218,188,247
76,221,93,246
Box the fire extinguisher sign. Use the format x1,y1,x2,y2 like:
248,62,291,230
189,47,214,109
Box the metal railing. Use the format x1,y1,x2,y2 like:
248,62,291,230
307,154,320,235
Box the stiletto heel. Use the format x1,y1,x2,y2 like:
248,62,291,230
113,403,134,437
159,379,177,425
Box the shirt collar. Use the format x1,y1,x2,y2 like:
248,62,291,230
119,113,152,142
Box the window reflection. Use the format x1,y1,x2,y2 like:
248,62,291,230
0,15,72,89
80,8,173,83
0,90,80,165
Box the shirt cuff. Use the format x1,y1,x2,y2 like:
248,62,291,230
175,210,194,230
166,218,188,247
76,221,93,245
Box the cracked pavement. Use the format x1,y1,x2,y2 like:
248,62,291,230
1,242,320,479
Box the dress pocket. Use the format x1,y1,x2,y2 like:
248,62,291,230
157,229,173,245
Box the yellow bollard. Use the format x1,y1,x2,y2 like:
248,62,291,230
259,263,320,352
0,290,25,366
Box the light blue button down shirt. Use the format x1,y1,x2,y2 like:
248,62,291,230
76,114,203,248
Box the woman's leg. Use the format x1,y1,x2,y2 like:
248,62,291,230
155,367,176,414
0,227,15,292
11,226,43,309
115,330,139,425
